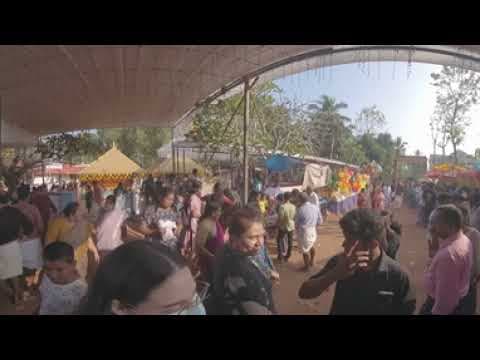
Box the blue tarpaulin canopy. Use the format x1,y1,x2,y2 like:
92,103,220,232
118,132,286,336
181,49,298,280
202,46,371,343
265,155,301,172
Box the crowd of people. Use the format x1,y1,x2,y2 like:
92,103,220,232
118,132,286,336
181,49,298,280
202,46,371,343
1,171,479,315
342,179,479,315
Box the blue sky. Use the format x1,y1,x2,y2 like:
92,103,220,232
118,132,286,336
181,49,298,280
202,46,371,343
274,62,480,158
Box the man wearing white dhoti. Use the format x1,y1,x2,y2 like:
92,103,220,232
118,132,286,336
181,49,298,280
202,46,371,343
295,192,323,271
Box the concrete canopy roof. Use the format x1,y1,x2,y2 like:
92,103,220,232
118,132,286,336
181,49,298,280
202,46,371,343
2,45,480,146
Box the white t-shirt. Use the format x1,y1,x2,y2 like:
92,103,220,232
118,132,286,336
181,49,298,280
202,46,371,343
308,192,320,207
0,240,23,280
383,186,391,198
96,208,128,251
39,275,87,315
264,186,282,200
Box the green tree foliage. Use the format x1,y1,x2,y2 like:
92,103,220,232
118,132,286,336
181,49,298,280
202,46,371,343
354,105,386,136
306,95,351,159
96,127,170,168
0,132,92,193
358,133,406,181
187,83,405,179
186,81,310,161
431,66,480,163
0,127,170,193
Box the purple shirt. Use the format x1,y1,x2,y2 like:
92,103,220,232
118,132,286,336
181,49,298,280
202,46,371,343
424,231,472,315
295,202,322,229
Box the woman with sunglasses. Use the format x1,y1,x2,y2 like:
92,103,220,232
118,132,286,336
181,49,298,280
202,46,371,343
78,241,207,315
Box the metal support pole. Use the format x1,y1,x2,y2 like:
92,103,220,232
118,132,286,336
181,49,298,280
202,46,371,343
183,149,186,174
243,79,250,205
176,148,180,174
171,127,175,175
0,96,2,152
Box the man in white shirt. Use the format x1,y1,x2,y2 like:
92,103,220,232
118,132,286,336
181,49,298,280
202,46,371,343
306,186,320,208
383,184,392,208
264,179,282,201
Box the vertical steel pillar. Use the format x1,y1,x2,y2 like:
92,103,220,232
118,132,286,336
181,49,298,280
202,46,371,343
242,79,250,205
171,127,176,175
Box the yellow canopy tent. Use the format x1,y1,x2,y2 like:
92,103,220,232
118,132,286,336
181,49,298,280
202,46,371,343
79,143,144,188
147,156,207,177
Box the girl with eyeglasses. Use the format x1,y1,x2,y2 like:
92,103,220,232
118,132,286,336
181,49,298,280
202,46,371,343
78,241,207,315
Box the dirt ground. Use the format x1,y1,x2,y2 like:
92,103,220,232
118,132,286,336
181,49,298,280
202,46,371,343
2,205,479,315
269,206,480,315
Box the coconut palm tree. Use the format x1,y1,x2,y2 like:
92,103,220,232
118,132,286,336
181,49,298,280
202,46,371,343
306,95,351,159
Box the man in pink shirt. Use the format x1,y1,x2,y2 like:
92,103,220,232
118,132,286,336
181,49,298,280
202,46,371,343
421,205,474,315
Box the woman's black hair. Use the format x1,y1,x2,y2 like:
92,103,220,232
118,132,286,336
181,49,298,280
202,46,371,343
339,208,384,244
105,195,116,205
78,241,187,315
155,187,175,208
190,180,202,193
158,187,175,200
201,200,222,222
0,206,34,245
63,202,79,217
229,207,263,240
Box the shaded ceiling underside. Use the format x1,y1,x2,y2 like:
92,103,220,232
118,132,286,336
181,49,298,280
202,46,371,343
1,45,480,146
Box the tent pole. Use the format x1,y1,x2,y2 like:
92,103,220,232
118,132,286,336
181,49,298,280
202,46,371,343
171,127,175,175
0,96,2,153
242,79,250,206
183,149,186,174
176,148,180,175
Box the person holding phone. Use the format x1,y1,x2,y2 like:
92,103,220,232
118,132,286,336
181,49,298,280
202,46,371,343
298,208,416,315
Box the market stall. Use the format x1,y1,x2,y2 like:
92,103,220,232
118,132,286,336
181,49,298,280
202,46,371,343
320,167,371,215
426,163,480,188
79,144,144,189
31,163,88,186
